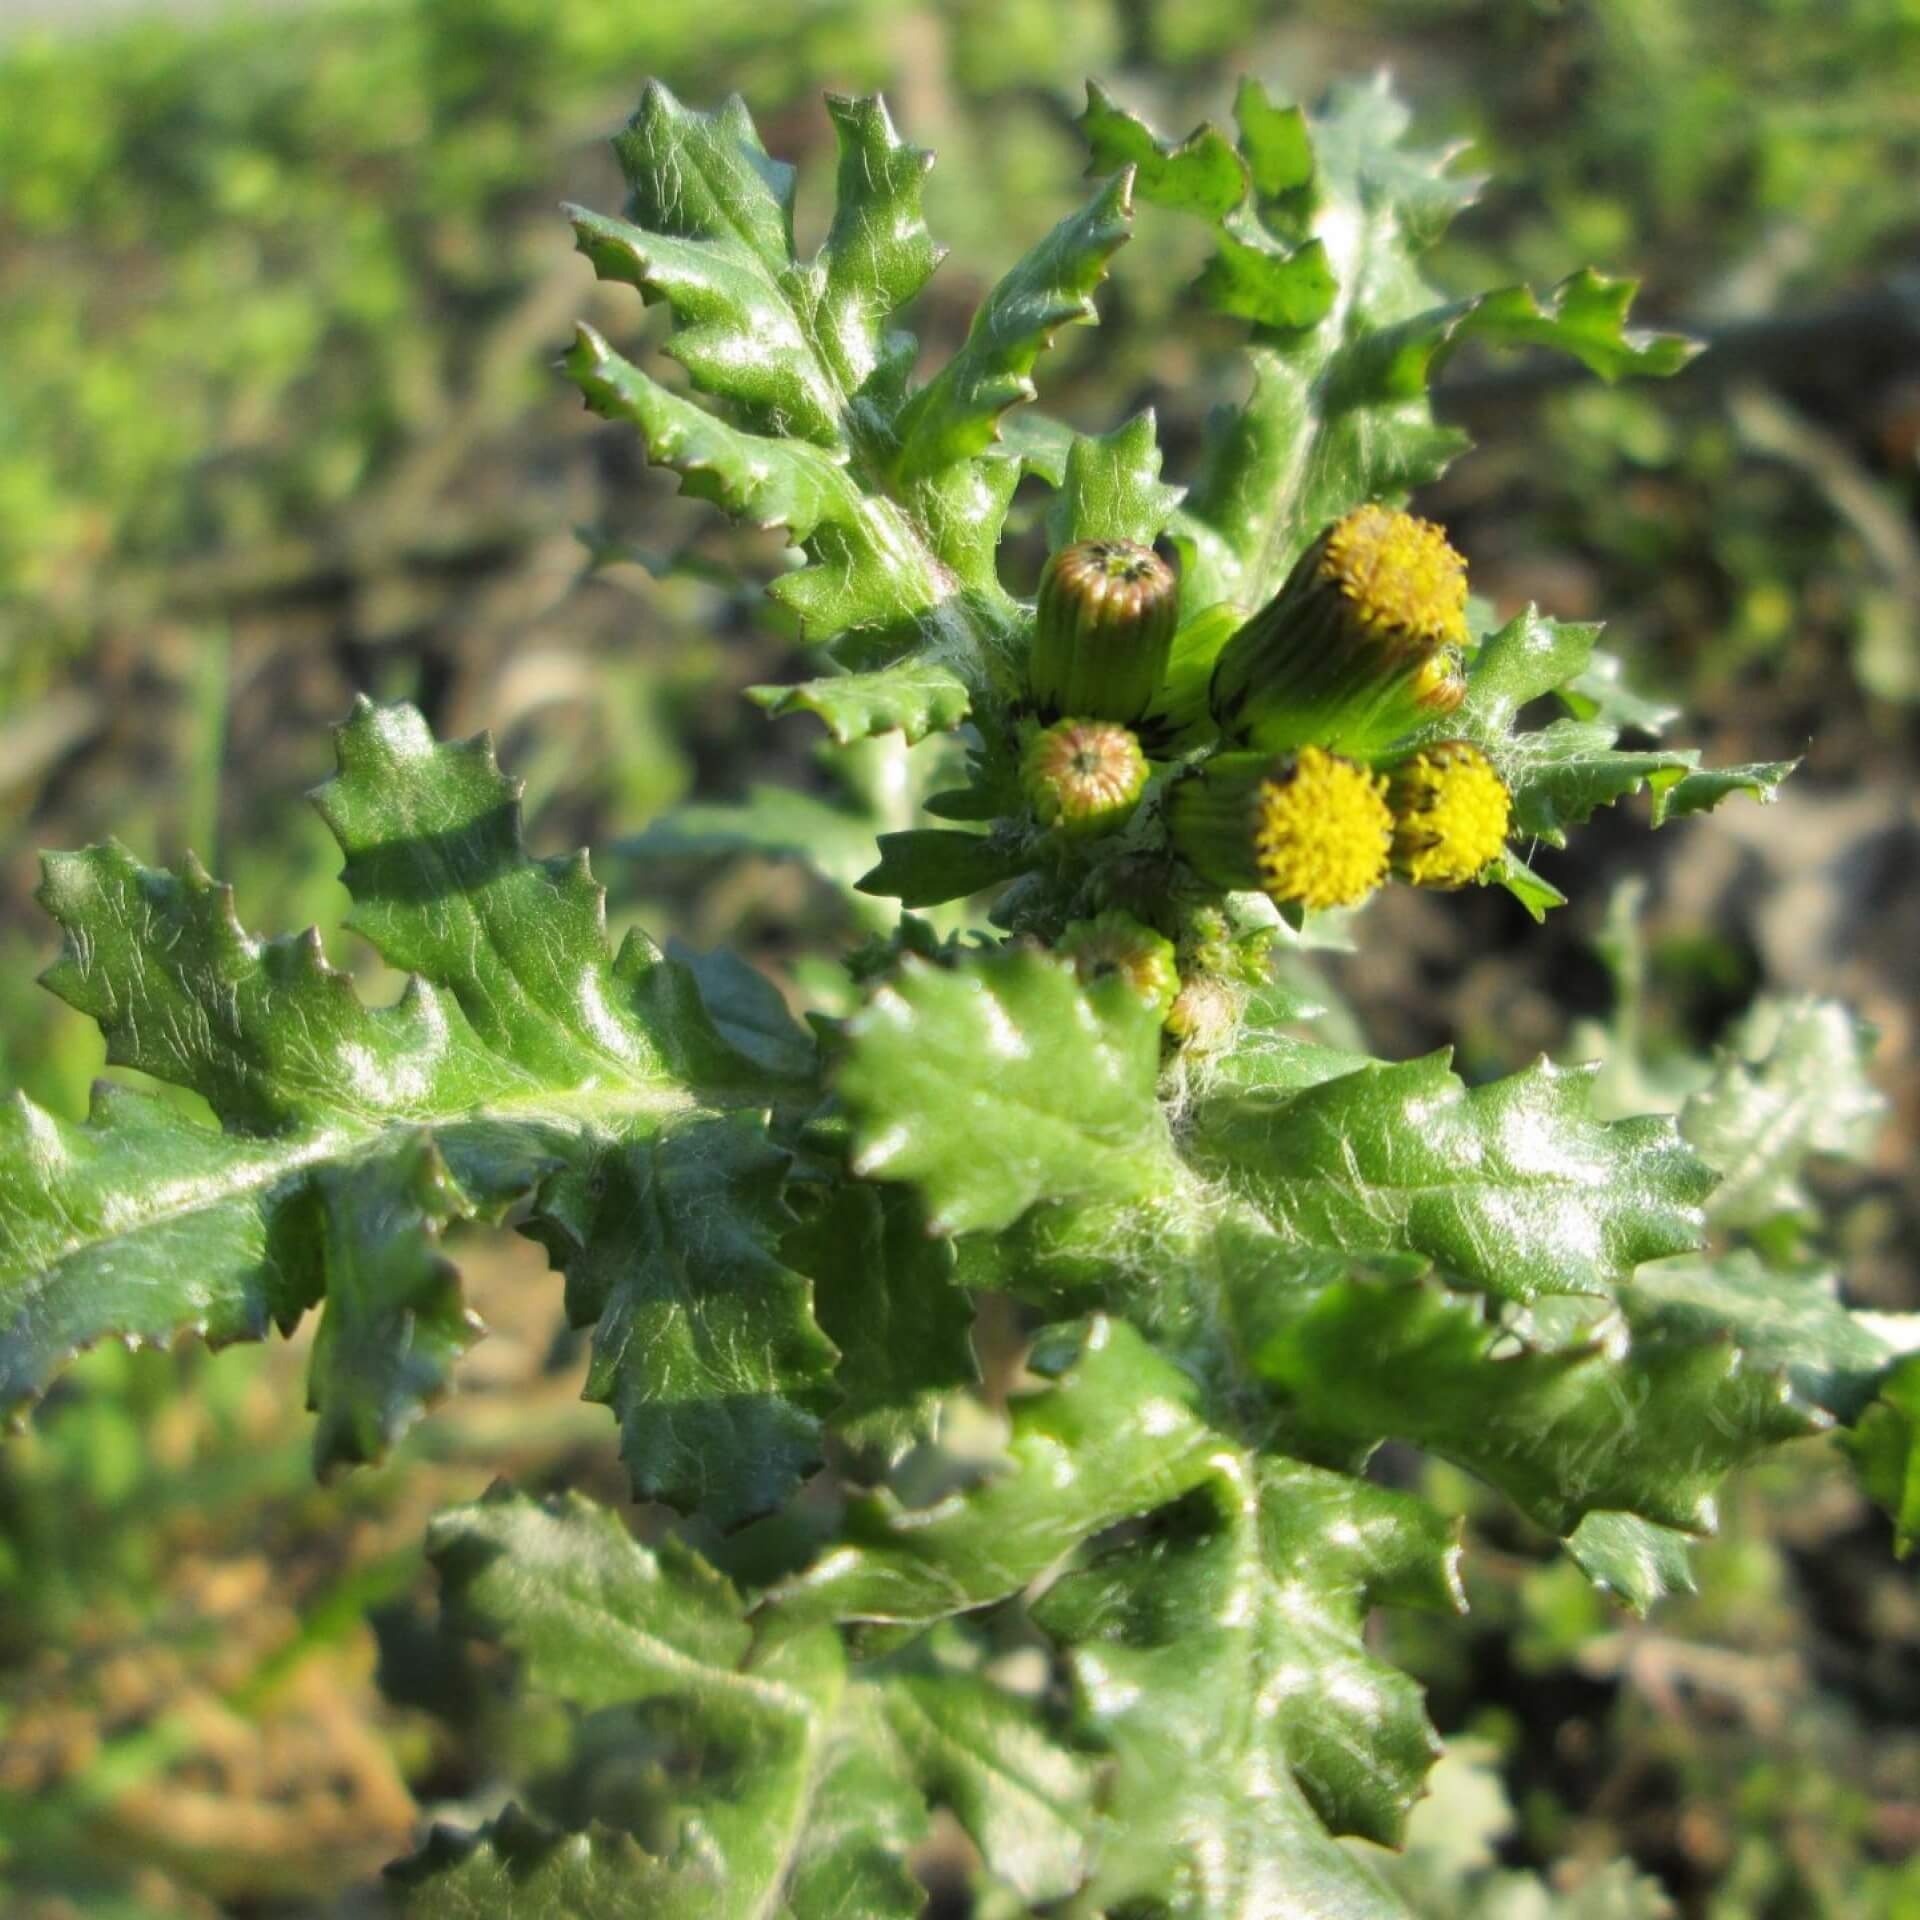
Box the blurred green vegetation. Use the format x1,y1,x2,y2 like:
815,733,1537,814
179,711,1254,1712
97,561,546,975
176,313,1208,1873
1,0,1916,1914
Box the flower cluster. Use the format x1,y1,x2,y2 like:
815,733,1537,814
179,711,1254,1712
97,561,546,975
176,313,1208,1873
1019,509,1513,922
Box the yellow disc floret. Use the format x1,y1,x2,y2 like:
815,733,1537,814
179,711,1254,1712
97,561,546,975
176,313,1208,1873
1320,505,1470,652
1252,746,1393,910
1388,742,1512,888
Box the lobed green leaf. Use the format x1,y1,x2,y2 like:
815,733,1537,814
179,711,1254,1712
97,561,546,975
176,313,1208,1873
569,83,1137,711
532,1115,839,1526
1677,996,1885,1233
855,827,1036,909
303,1135,484,1473
877,1630,1097,1905
747,662,971,746
1623,1250,1899,1426
1188,1051,1712,1304
408,1486,928,1919
1649,759,1797,825
566,320,939,641
1846,1355,1920,1556
1037,1452,1459,1916
788,1182,978,1476
1564,1512,1699,1616
1043,408,1186,552
400,1483,1100,1916
7,701,842,1519
760,1316,1216,1629
1247,1271,1824,1538
1094,76,1691,622
390,1810,680,1920
1433,610,1803,902
891,171,1134,482
837,946,1175,1235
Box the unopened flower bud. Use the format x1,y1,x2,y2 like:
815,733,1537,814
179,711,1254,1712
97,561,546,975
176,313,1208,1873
1058,910,1180,1016
1022,718,1148,839
1388,741,1511,888
1178,905,1235,980
1169,745,1392,911
1030,539,1179,725
1209,505,1470,754
1407,647,1467,719
1173,909,1268,988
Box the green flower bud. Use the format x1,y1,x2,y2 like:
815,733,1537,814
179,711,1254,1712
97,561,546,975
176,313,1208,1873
1178,905,1236,980
1387,741,1512,888
1173,906,1270,986
1058,910,1180,1016
1021,719,1148,839
1209,505,1470,755
1030,539,1180,725
1169,746,1392,911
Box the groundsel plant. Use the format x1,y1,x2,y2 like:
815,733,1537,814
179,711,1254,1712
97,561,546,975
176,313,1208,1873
5,71,1916,1919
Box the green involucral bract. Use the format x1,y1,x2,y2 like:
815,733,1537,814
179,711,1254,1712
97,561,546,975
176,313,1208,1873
3,70,1910,1920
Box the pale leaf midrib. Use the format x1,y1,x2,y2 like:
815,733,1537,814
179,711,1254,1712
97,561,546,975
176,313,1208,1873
9,1078,702,1286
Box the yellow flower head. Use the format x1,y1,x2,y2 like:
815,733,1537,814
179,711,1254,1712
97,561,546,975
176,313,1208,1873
1209,506,1472,756
1389,742,1512,888
1252,746,1393,909
1172,747,1394,910
1320,505,1471,654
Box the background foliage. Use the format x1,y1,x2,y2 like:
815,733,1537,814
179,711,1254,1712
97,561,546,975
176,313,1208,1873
1,1,1917,1915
